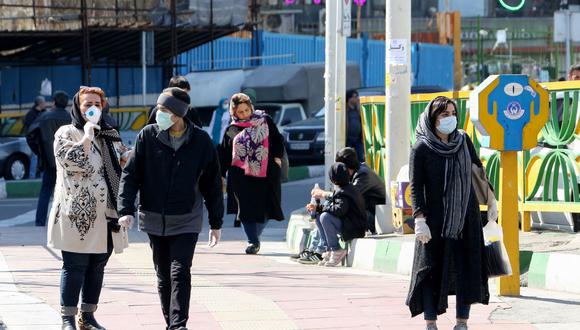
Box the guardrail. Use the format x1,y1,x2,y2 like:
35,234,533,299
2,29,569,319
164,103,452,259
360,80,580,231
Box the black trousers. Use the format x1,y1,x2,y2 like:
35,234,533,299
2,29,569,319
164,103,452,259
148,233,199,330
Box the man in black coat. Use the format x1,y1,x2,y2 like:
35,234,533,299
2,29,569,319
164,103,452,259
345,89,365,162
23,96,48,133
147,75,202,127
26,91,71,226
118,87,223,330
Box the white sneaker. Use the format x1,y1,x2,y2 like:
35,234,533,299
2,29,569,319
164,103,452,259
325,249,347,267
318,251,331,266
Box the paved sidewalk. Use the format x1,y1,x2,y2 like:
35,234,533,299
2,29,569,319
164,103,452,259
0,226,562,330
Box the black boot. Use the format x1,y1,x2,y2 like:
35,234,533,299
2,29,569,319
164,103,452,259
62,315,77,330
78,312,106,330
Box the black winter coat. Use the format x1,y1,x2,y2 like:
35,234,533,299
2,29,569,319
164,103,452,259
352,163,386,214
406,135,489,317
26,107,71,170
323,184,367,241
219,115,285,223
118,120,224,231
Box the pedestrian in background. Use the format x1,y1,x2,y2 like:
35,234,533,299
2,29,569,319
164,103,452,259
219,92,285,254
24,95,48,132
406,96,496,330
345,89,365,162
26,91,71,226
207,97,230,145
48,86,130,330
118,87,223,330
147,75,202,127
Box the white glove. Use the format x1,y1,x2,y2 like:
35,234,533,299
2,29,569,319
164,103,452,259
118,215,134,229
487,197,498,223
208,229,221,247
414,217,432,244
83,121,100,141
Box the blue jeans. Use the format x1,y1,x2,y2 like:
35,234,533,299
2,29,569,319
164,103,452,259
35,167,56,226
320,212,342,250
242,221,268,245
421,280,471,321
60,231,112,311
308,215,328,254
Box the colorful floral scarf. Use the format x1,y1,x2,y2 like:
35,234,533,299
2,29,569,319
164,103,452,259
232,110,270,177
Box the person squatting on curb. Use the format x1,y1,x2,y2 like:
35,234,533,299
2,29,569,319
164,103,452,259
118,87,224,330
305,162,367,267
47,86,130,330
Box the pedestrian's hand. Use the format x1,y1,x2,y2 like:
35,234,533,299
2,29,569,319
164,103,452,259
208,229,221,247
311,188,325,199
487,197,498,223
83,121,100,141
306,203,315,212
274,157,282,167
221,177,226,193
118,215,134,229
414,217,431,244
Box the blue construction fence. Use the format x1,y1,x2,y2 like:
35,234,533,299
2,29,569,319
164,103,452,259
177,31,455,89
0,32,454,109
0,65,163,110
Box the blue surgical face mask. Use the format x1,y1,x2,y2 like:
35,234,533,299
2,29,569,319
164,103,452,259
436,116,457,135
156,110,175,130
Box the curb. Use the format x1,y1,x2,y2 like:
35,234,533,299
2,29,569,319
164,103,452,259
0,166,322,199
285,209,558,290
286,165,324,182
0,179,41,199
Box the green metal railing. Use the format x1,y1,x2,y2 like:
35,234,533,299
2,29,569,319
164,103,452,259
360,80,580,215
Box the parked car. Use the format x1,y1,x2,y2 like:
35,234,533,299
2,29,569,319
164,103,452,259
255,103,307,128
283,86,448,164
0,137,33,180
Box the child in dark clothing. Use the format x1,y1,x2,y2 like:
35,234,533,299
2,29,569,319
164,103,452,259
306,162,367,266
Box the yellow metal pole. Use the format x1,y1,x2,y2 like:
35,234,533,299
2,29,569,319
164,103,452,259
518,152,531,232
498,151,520,296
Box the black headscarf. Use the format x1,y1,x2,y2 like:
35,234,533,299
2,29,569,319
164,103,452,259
71,92,122,223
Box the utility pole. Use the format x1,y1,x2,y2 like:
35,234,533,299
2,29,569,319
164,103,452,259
324,0,338,189
381,0,411,234
335,0,349,163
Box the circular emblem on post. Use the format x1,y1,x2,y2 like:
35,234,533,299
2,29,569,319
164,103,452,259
504,101,524,120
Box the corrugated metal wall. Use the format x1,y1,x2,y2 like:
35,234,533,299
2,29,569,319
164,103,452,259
177,32,454,89
0,32,454,108
1,65,162,109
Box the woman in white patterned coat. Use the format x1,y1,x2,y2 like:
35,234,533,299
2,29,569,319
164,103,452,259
47,86,129,330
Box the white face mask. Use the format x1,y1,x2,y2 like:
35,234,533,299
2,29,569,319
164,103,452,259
85,105,102,125
436,116,457,135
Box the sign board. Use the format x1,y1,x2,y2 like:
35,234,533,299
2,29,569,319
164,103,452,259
342,0,351,37
469,75,548,151
387,39,407,66
554,11,580,42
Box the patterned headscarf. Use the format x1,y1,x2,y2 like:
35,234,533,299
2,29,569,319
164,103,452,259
231,110,270,178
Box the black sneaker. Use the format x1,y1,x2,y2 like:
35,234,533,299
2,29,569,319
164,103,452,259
245,243,260,255
298,252,323,265
290,249,311,260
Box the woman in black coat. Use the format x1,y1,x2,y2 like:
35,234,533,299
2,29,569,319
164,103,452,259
219,93,285,254
406,96,495,330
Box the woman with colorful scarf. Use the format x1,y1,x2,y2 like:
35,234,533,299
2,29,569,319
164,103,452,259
47,86,130,330
219,93,285,254
406,96,496,330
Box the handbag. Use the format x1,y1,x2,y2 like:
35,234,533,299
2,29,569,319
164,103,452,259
471,163,491,205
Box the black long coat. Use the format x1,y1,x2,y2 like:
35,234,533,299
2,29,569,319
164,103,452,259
219,115,285,223
406,135,490,317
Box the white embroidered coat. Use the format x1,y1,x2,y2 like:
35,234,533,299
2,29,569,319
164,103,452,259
47,125,128,254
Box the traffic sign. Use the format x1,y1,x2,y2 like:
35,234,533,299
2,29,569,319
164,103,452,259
469,74,549,151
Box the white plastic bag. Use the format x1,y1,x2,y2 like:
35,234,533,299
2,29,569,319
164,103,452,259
482,221,512,278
